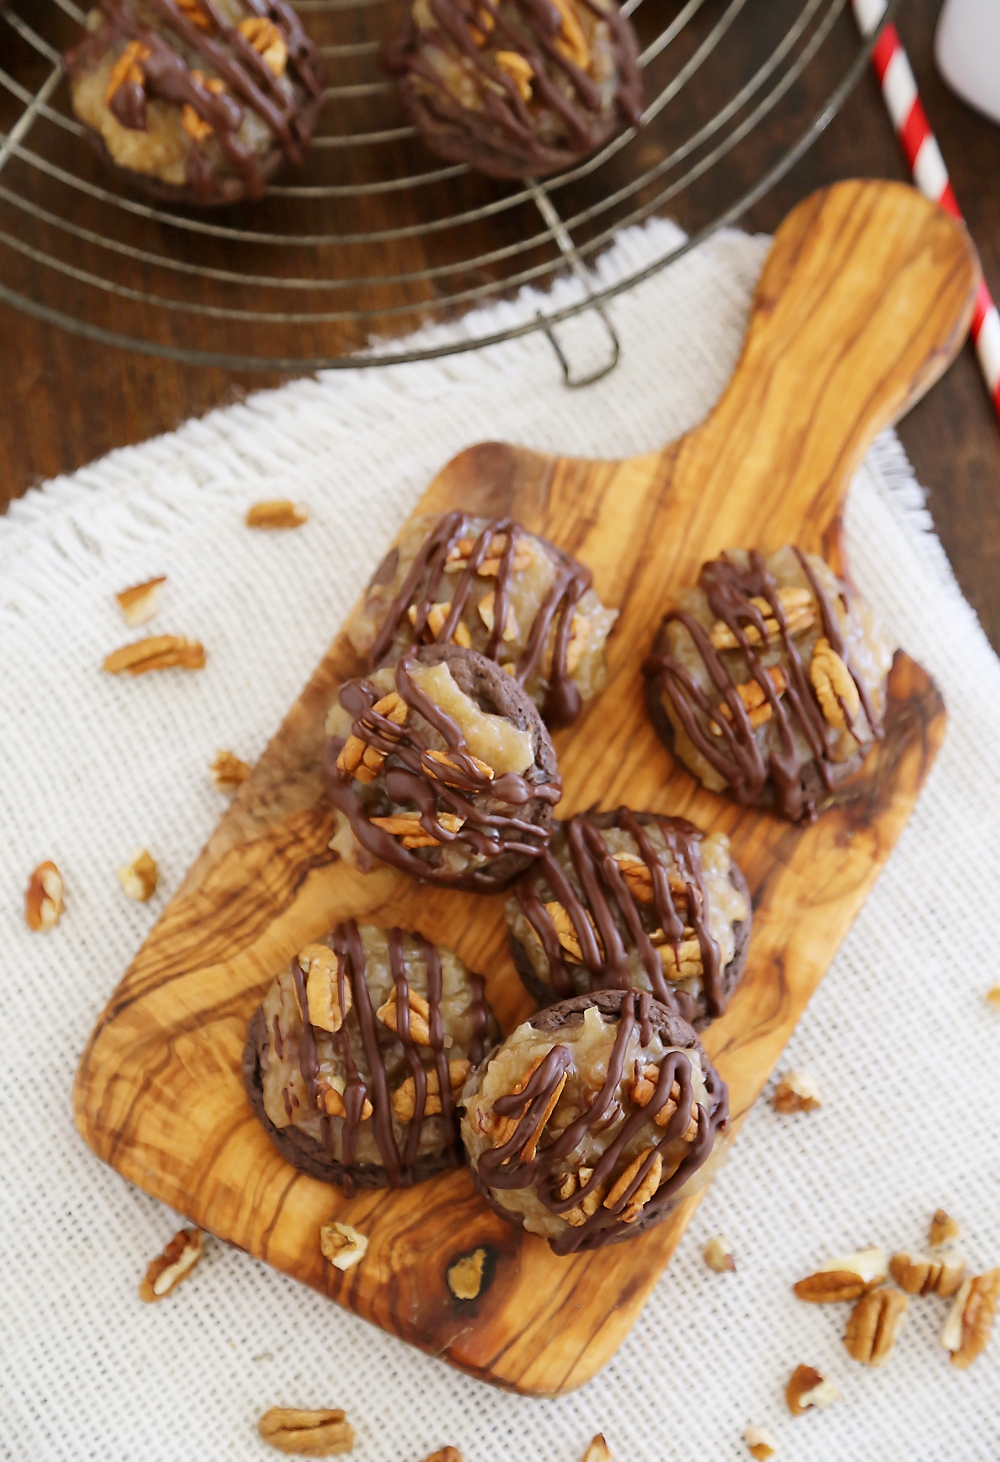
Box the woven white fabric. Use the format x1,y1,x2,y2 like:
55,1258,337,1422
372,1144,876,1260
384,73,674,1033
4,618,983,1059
1,216,999,1462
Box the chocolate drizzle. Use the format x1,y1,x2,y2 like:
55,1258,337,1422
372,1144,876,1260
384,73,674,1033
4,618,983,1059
385,0,643,179
66,0,324,202
325,646,561,891
367,512,593,728
643,550,885,824
285,919,489,1193
515,808,728,1021
476,990,727,1255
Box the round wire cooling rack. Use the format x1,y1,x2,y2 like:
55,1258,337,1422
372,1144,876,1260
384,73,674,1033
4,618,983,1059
0,0,897,374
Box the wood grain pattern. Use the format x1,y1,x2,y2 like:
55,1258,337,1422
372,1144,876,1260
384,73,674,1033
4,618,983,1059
74,179,975,1395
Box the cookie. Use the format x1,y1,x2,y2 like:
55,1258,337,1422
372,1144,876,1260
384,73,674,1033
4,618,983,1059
381,0,643,180
243,919,499,1191
348,513,617,729
506,808,751,1028
643,546,894,823
461,988,729,1254
64,0,324,205
323,643,561,893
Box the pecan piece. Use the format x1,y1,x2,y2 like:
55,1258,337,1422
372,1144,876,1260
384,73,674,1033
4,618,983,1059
175,0,211,28
581,1438,613,1462
628,1063,690,1131
24,860,64,931
392,1059,471,1120
139,1227,203,1302
423,1451,462,1462
793,1244,887,1303
890,1249,965,1298
376,988,432,1044
785,1364,840,1416
604,1148,662,1223
297,944,351,1033
424,747,494,784
315,1080,372,1121
488,1054,567,1159
319,1220,367,1272
237,16,288,74
652,930,703,980
182,72,226,142
369,810,464,850
810,637,860,732
445,532,533,577
611,853,688,907
565,612,591,675
743,1425,777,1460
554,1166,606,1227
115,574,165,626
704,1234,736,1272
246,499,308,528
710,666,788,734
104,39,151,105
543,901,601,963
103,634,205,675
116,847,158,902
407,602,472,648
709,586,814,650
478,590,518,642
210,749,251,791
986,985,1000,1010
929,1208,962,1250
844,1287,908,1366
495,50,534,100
258,1407,354,1456
942,1269,1000,1369
447,1247,486,1299
772,1070,822,1113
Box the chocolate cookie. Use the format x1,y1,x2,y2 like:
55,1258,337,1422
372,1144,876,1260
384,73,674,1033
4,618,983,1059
462,988,728,1254
506,808,751,1028
244,919,499,1191
643,547,894,824
381,0,643,181
64,0,324,205
348,512,617,728
324,643,561,893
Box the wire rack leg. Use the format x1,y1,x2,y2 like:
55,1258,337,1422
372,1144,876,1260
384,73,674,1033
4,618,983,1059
528,181,621,387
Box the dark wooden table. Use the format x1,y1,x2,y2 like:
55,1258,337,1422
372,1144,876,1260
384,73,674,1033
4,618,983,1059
3,0,999,647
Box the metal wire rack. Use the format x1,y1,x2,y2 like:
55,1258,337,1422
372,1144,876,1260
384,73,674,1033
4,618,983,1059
0,0,895,373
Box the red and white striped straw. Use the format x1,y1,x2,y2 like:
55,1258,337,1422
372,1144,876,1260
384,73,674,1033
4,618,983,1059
852,0,1000,416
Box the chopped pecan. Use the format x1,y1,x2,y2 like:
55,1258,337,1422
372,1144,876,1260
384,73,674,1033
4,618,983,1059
369,810,465,849
710,666,788,734
628,1063,687,1130
299,943,351,1033
392,1059,471,1120
237,16,288,74
890,1249,965,1298
581,1438,612,1462
942,1269,1000,1369
210,749,251,792
611,853,688,907
103,634,205,675
139,1227,203,1302
785,1364,840,1416
929,1208,962,1250
652,930,703,980
704,1235,736,1273
319,1220,367,1271
316,1079,372,1121
468,1,495,43
554,1166,606,1227
793,1244,887,1302
422,1450,462,1462
104,39,150,105
772,1070,822,1113
743,1425,776,1460
175,0,211,28
495,50,534,100
407,602,472,648
447,1247,486,1299
710,586,815,650
478,590,518,642
543,901,600,963
115,574,165,627
488,1054,567,1159
376,987,432,1044
445,532,532,576
424,747,494,784
844,1288,908,1366
258,1407,354,1456
116,847,158,902
810,637,860,732
181,72,226,142
565,613,590,675
245,499,308,528
24,860,64,932
986,985,1000,1010
605,1148,662,1223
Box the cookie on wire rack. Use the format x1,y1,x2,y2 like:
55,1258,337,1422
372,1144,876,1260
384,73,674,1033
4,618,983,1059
381,0,644,180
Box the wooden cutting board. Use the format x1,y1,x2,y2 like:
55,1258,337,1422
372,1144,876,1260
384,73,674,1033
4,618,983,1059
74,179,976,1397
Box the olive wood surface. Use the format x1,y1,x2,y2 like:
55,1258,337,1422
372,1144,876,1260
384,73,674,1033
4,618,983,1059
73,179,975,1395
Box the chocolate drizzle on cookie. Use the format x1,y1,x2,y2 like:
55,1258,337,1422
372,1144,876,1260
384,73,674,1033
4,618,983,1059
367,512,592,728
66,0,323,201
325,647,561,889
477,990,727,1255
642,549,884,824
384,0,643,179
284,919,489,1193
515,808,726,1021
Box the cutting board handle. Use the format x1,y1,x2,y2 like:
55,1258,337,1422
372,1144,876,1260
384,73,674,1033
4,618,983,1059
677,180,980,571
